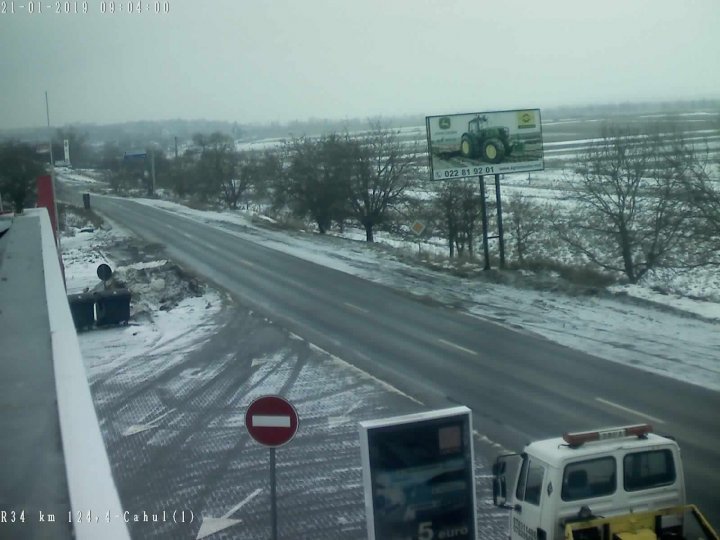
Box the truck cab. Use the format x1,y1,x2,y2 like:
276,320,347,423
492,424,695,540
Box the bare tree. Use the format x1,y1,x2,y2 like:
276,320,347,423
279,135,351,234
0,141,46,213
193,132,237,204
435,184,461,257
505,193,550,264
251,150,283,204
347,122,418,242
220,151,261,209
560,124,695,283
434,182,481,257
675,140,720,266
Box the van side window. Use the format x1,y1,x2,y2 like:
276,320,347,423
516,455,529,501
516,456,545,506
624,449,676,491
561,457,616,501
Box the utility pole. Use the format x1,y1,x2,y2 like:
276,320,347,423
45,91,54,167
45,90,61,249
479,175,490,270
150,149,156,196
494,174,506,269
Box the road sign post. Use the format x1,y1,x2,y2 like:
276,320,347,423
245,396,299,540
494,174,506,269
270,447,277,540
479,175,490,270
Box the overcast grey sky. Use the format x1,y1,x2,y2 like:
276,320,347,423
1,0,718,129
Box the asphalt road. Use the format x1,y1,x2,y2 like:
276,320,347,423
71,191,720,530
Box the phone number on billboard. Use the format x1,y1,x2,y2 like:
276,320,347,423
439,166,496,179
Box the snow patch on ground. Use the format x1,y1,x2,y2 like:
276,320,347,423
121,259,169,271
56,168,100,183
610,284,720,322
60,209,224,381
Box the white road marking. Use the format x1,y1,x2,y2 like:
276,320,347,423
473,430,512,453
123,408,175,436
595,397,666,425
328,403,361,428
196,488,263,539
344,302,369,314
355,351,372,362
222,488,263,519
306,342,424,405
438,338,478,356
252,415,291,428
328,416,351,429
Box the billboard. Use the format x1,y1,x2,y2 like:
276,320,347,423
359,407,476,540
426,109,544,180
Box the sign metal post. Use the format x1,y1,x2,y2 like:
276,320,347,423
494,174,506,269
270,447,277,540
479,175,490,270
245,395,299,540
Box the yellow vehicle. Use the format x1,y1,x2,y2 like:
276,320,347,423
563,505,718,540
492,424,718,540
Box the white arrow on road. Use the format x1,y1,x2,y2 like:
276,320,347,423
122,408,175,437
196,488,263,539
328,402,360,429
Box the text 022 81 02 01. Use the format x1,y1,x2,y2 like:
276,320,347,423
438,166,496,179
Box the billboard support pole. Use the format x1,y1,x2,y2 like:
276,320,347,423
494,174,506,269
150,149,156,196
479,175,490,270
270,448,277,540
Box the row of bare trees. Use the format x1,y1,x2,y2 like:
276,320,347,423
114,124,421,243
503,124,720,283
99,120,718,284
275,126,419,241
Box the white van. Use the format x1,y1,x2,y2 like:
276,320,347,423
490,424,717,540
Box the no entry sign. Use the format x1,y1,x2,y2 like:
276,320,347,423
245,396,299,447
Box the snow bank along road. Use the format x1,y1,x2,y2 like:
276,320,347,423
80,192,720,529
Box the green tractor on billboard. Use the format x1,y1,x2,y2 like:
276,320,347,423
459,115,521,164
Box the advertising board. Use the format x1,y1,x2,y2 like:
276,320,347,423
359,407,476,540
426,109,544,180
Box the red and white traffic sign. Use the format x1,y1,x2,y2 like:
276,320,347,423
245,395,299,447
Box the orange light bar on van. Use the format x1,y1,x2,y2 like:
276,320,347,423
563,424,653,447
